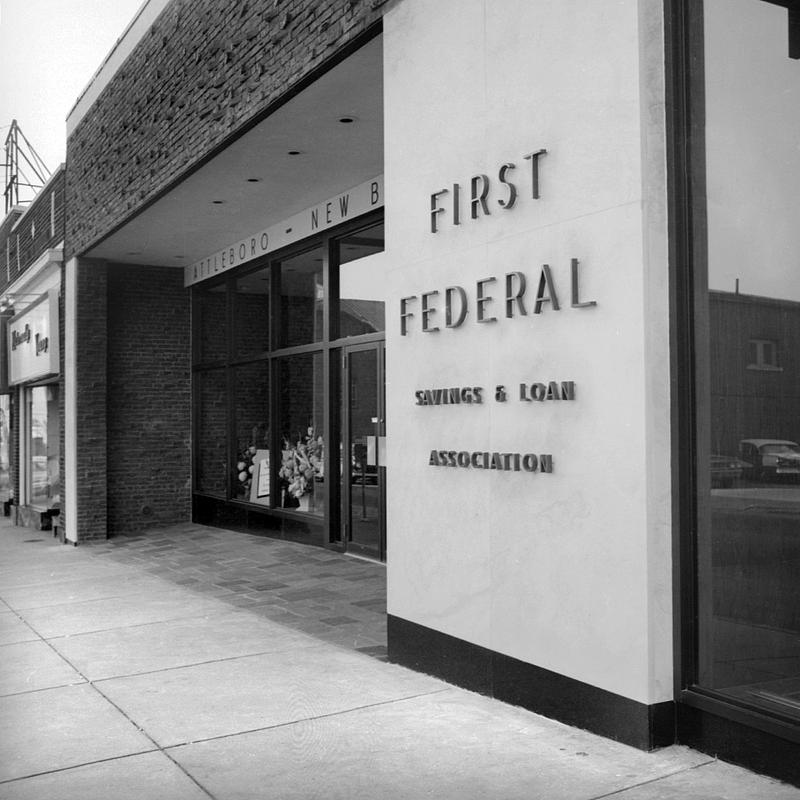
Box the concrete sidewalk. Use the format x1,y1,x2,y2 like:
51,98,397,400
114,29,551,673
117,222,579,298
0,518,797,799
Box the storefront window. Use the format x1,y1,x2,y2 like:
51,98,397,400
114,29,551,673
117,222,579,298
337,222,385,337
0,395,11,503
195,283,227,364
234,266,270,358
279,247,324,348
277,353,324,515
27,384,59,507
697,0,800,718
195,369,228,495
233,361,270,504
191,212,382,522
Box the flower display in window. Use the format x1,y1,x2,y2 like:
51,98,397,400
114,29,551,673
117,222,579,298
235,445,257,497
279,427,324,499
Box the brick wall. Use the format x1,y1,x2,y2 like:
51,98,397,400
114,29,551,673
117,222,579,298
106,264,191,533
66,0,387,259
75,261,108,540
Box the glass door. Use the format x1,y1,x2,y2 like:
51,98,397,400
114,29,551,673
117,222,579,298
341,343,385,561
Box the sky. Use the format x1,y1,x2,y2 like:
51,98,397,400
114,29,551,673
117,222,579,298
705,0,800,302
0,0,144,190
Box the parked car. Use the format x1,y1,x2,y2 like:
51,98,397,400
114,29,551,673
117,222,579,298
710,454,750,488
738,439,800,481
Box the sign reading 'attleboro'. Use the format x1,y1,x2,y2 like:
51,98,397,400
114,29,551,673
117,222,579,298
185,175,384,287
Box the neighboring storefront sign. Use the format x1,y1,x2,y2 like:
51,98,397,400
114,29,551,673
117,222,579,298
7,290,59,385
186,175,384,287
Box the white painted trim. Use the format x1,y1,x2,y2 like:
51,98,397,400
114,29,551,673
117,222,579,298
64,258,78,543
4,246,63,293
67,0,172,135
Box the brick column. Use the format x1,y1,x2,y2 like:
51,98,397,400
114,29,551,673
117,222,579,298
106,264,191,534
72,258,108,541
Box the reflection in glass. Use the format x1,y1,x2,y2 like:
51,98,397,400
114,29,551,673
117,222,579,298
278,353,324,515
279,248,324,347
235,267,270,357
345,348,382,558
28,385,59,507
196,369,227,495
338,222,385,337
700,0,800,717
0,395,10,502
233,361,271,505
195,283,227,363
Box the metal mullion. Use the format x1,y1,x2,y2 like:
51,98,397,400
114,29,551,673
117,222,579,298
379,342,387,561
341,349,350,546
270,341,331,359
225,277,235,500
329,330,385,349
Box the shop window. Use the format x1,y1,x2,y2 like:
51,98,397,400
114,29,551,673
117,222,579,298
0,395,11,503
195,369,228,495
191,212,382,520
693,0,800,721
194,282,227,364
234,266,270,358
27,384,59,507
232,361,270,504
277,353,324,515
278,247,324,348
747,338,781,371
337,222,385,338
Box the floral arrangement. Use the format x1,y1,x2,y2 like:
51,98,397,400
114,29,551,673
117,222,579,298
235,445,258,497
235,423,270,497
279,427,324,499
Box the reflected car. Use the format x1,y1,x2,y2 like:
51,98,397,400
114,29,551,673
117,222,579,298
711,454,750,488
738,439,800,481
32,456,49,489
351,443,378,485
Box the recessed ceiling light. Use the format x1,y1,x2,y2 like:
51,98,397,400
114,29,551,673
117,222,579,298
287,150,301,156
212,199,224,204
246,178,260,183
338,116,356,124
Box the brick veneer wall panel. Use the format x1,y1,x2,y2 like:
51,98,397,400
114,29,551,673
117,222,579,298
75,261,108,540
66,0,387,259
106,265,191,533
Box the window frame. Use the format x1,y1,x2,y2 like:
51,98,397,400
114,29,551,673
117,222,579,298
666,0,800,747
190,210,385,527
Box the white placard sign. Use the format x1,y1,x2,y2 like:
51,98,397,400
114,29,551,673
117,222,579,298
185,175,384,287
7,290,60,385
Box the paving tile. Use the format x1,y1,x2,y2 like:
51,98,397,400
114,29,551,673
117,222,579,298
0,573,176,611
0,640,85,696
0,612,38,645
0,751,210,800
17,589,229,638
609,758,800,799
168,691,712,800
97,646,446,748
50,610,319,681
0,684,153,782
